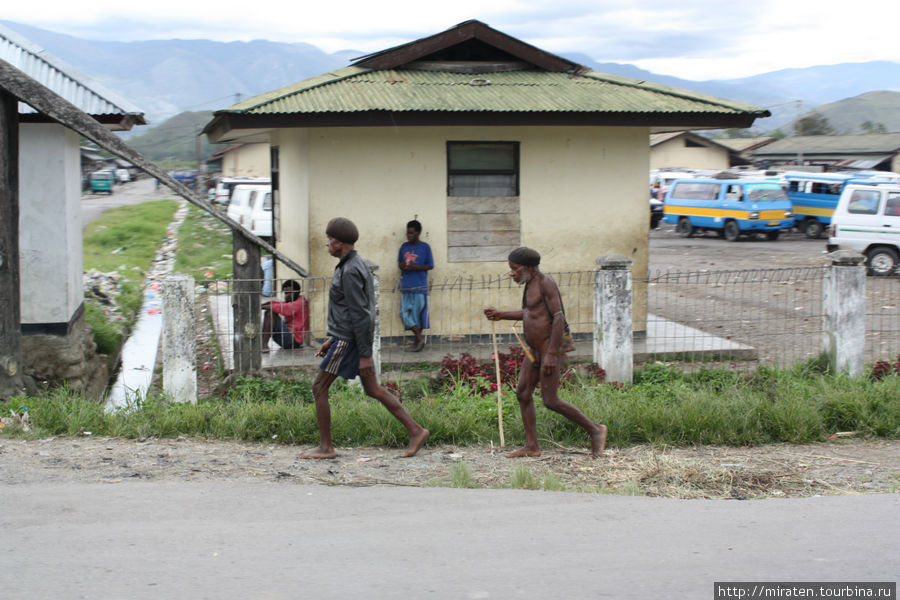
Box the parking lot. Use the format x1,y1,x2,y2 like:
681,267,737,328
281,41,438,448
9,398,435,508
648,221,831,272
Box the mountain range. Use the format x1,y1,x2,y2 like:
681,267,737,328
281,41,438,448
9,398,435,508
4,20,899,145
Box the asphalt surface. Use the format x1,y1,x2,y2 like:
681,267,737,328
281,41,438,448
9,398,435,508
3,483,897,599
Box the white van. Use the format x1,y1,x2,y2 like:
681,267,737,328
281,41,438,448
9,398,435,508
827,182,900,276
214,176,270,206
226,184,273,240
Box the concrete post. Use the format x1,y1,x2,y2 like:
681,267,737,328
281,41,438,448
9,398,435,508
823,250,867,376
162,274,197,404
366,260,382,378
594,254,633,384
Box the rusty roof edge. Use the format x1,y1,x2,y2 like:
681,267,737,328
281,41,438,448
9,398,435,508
212,65,372,115
0,23,146,119
580,71,771,116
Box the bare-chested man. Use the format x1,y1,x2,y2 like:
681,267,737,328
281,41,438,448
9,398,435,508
484,247,607,458
300,217,429,459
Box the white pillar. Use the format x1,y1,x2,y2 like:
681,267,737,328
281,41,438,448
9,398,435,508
823,251,866,376
594,254,633,384
366,260,382,378
162,274,197,403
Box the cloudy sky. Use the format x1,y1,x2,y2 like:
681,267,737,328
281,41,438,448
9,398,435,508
5,0,897,80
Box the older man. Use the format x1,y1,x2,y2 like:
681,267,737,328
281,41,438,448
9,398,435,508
484,246,607,458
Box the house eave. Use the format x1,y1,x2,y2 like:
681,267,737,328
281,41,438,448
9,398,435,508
205,111,760,143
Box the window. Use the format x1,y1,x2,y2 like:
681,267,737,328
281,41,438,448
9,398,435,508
446,141,521,262
848,190,881,215
447,142,518,196
885,193,900,217
671,182,721,200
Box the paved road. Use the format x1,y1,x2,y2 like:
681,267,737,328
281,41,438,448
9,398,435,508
3,483,896,599
81,177,171,230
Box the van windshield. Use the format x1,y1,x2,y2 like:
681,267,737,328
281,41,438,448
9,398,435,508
746,185,788,203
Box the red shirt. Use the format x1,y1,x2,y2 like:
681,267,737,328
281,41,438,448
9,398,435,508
270,296,309,344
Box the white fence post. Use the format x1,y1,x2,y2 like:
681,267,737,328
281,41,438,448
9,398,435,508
823,251,867,376
162,274,197,403
366,260,382,378
594,254,633,384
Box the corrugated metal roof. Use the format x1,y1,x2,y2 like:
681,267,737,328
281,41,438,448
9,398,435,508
753,133,900,156
218,66,768,117
0,23,145,121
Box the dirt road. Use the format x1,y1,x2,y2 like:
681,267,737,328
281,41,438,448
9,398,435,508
2,435,898,499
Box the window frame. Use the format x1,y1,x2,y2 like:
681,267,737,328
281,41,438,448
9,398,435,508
446,141,520,197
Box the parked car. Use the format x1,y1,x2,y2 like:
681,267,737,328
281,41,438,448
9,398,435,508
213,176,270,206
89,170,115,194
226,184,273,240
114,168,131,184
827,182,900,276
662,178,794,241
169,169,199,187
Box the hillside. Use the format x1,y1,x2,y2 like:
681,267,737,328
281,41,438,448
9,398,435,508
797,91,900,134
123,111,218,163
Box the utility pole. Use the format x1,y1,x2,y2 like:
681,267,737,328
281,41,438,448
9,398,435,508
194,126,203,194
795,100,803,166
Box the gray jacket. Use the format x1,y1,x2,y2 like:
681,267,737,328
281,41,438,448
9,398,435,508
327,250,375,357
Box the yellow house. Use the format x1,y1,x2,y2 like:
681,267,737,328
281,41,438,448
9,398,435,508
209,142,271,177
203,20,768,337
649,131,734,171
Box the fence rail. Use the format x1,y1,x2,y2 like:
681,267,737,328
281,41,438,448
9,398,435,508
198,263,899,377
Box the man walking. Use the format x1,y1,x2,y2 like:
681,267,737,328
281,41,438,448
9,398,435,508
484,247,607,458
301,217,429,459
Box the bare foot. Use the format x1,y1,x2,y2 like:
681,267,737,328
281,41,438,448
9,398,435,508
505,447,541,458
300,446,337,459
591,425,608,457
400,429,429,457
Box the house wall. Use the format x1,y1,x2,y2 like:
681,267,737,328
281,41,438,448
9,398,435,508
273,125,650,335
892,154,900,174
222,143,270,177
650,138,729,170
19,123,83,327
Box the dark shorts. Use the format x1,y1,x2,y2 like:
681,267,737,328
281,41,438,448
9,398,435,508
272,319,300,349
318,338,360,380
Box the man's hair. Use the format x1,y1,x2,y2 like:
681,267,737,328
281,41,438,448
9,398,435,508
326,217,359,244
282,280,301,293
508,246,541,267
407,220,422,233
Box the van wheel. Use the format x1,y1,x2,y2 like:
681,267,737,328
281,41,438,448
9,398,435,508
723,220,740,241
865,247,899,277
766,230,780,241
804,219,824,239
677,218,694,238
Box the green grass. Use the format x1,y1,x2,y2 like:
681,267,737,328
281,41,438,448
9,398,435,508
173,202,234,281
82,200,179,355
4,366,899,450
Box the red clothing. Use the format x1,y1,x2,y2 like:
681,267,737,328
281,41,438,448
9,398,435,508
269,296,309,344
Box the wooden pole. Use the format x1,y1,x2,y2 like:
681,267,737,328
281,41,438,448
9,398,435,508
490,321,505,447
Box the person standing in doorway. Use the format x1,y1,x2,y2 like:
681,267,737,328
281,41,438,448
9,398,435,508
484,246,607,458
301,217,430,459
397,219,433,352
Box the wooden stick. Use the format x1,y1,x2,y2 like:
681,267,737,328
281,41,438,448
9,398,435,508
490,320,505,447
510,325,535,363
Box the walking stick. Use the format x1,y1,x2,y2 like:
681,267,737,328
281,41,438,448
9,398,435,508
490,320,506,447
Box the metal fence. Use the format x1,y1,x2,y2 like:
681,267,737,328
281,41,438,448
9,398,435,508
199,265,899,375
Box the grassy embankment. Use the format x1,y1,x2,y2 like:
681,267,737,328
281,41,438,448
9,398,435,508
9,203,897,452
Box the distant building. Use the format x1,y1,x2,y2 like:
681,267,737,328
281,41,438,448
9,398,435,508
750,133,900,172
650,131,736,170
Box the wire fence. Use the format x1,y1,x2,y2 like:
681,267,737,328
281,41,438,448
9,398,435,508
199,266,899,376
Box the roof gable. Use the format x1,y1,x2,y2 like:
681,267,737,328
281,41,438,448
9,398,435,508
352,20,583,73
